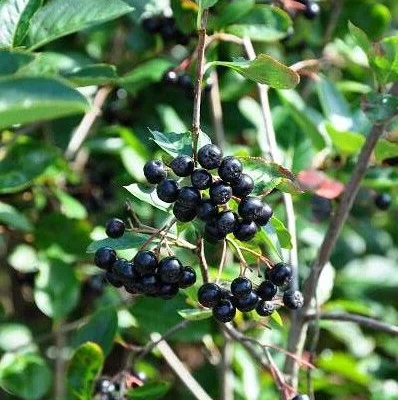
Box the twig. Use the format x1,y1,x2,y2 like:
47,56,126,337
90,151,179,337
198,238,210,283
216,240,227,283
132,227,196,250
54,319,66,400
209,69,226,147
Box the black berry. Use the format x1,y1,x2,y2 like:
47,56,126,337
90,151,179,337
94,247,117,270
170,155,194,177
124,280,143,295
162,69,178,85
256,300,275,317
156,179,180,203
304,2,320,19
197,199,218,222
178,74,194,90
238,196,263,221
173,201,197,222
158,256,183,283
375,193,391,210
158,283,179,299
234,291,259,312
142,17,162,34
209,181,232,205
105,218,125,238
134,251,158,275
216,211,237,236
179,266,196,288
144,160,166,184
255,203,273,226
141,274,159,294
283,290,304,309
160,17,178,40
213,300,236,322
232,174,254,197
218,156,242,183
256,280,277,300
105,270,123,288
233,221,257,241
112,259,136,281
269,263,293,286
198,283,222,308
198,144,223,170
231,277,252,299
191,169,212,190
177,186,201,207
204,219,224,242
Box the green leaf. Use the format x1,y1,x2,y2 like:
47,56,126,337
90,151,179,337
0,323,33,352
0,50,35,75
208,54,299,89
214,0,254,29
270,310,283,327
65,64,118,86
226,5,292,42
270,216,292,250
8,244,39,273
53,189,88,220
364,93,398,123
28,0,134,50
258,224,283,260
0,201,33,231
178,308,212,321
71,307,118,356
0,76,89,130
126,381,171,400
348,21,372,56
0,0,41,48
124,183,172,212
87,232,150,253
67,342,104,400
0,353,52,400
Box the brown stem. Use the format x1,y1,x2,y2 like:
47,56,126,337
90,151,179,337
197,238,210,283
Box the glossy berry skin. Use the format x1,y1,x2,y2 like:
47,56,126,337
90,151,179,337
292,395,310,400
141,274,159,294
158,283,179,299
233,221,257,242
269,263,293,286
173,201,197,222
238,196,263,221
255,203,273,226
170,155,194,177
234,291,259,312
105,270,123,288
232,174,254,198
283,290,304,309
112,259,136,281
105,218,125,238
156,179,180,203
256,300,275,317
256,280,277,300
218,156,242,183
304,2,320,19
216,211,237,236
209,181,232,205
197,199,217,222
177,186,201,207
124,280,143,295
191,169,212,190
179,266,196,288
94,247,117,270
134,251,158,275
213,300,236,323
158,257,183,283
198,283,222,308
144,160,166,184
231,277,252,299
204,219,224,242
162,69,178,85
198,144,223,170
375,193,391,211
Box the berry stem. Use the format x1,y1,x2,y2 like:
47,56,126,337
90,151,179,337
216,239,227,284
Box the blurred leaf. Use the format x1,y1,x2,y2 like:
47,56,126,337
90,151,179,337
53,189,88,220
0,352,52,400
364,93,398,123
65,64,118,86
270,216,292,250
27,0,133,49
171,0,196,34
0,76,89,130
0,50,34,75
67,342,104,400
0,201,33,231
372,36,398,85
124,183,172,212
316,262,335,306
234,345,260,400
178,308,212,321
8,244,38,273
87,232,150,253
214,0,254,29
270,310,283,327
150,129,192,157
348,21,372,56
0,323,33,352
126,381,171,399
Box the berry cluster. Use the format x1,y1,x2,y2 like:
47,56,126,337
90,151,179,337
143,144,273,242
296,0,320,19
198,263,304,323
162,69,212,96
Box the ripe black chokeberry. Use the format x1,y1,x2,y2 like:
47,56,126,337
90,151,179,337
255,203,273,226
191,169,212,190
304,2,320,19
105,218,125,238
141,17,162,34
256,280,277,300
133,251,158,275
144,160,166,184
141,274,159,294
256,300,275,317
238,196,263,221
198,283,222,307
95,247,117,270
105,270,123,288
163,69,178,85
269,263,293,286
234,291,259,312
173,201,197,222
197,199,217,222
158,256,183,283
233,221,257,242
112,259,136,281
170,155,194,177
216,211,237,236
231,277,252,299
375,193,391,210
209,181,232,205
218,156,242,183
158,283,179,299
213,300,236,322
292,395,310,400
198,144,223,170
283,290,304,309
232,173,254,198
179,266,196,288
156,179,180,203
204,219,224,242
178,74,194,91
124,280,143,295
160,17,178,40
177,186,201,207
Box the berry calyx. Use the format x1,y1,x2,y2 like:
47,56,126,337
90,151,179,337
231,277,252,299
198,283,222,308
256,280,277,300
197,199,218,222
156,179,180,203
179,266,197,288
94,247,117,270
234,291,259,312
232,174,254,198
375,193,391,210
170,155,194,177
233,221,257,241
209,181,232,205
198,144,223,170
238,196,263,221
256,300,275,317
133,251,158,275
144,160,166,184
157,256,183,283
191,169,212,190
105,218,125,238
216,211,237,236
269,263,293,286
255,203,273,226
283,290,304,309
213,300,236,322
218,156,242,183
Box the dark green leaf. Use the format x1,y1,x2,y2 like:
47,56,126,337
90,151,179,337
126,381,171,400
214,0,254,29
87,232,150,253
364,93,398,123
0,50,35,75
348,21,372,56
0,201,33,231
65,64,118,86
178,308,212,321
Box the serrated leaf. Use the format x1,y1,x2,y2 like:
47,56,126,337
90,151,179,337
126,381,171,400
86,232,150,253
178,308,212,321
124,183,172,212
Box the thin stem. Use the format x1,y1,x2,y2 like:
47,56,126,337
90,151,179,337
132,227,196,250
209,69,225,147
198,238,210,283
216,240,227,284
54,319,66,400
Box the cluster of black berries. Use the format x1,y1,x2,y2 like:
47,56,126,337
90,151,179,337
197,263,304,323
162,69,212,96
94,378,119,400
141,15,191,45
374,193,392,211
296,0,320,19
143,144,273,242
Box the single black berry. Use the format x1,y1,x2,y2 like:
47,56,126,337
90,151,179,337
158,256,183,283
158,283,179,299
170,155,194,177
232,174,254,198
233,221,257,241
134,251,158,275
198,144,223,170
197,199,217,222
198,283,222,308
256,280,277,300
105,218,125,238
142,17,162,34
105,270,123,288
179,266,196,288
216,211,237,236
94,247,117,270
178,74,194,90
256,300,275,317
221,289,235,303
156,179,180,203
269,263,293,286
231,277,252,299
144,160,166,184
141,274,159,294
160,17,178,40
283,290,304,309
375,193,391,210
162,69,178,85
204,219,224,242
255,203,273,226
218,156,242,183
304,2,320,19
175,32,190,45
292,395,310,400
112,259,136,281
209,181,232,205
177,186,201,207
238,196,263,221
191,169,212,190
234,291,259,312
213,300,236,322
173,201,197,222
